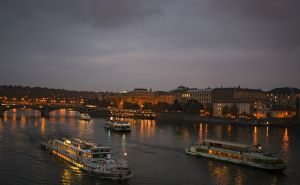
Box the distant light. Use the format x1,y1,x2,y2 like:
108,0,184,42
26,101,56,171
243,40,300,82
124,152,127,156
86,105,97,108
65,140,71,144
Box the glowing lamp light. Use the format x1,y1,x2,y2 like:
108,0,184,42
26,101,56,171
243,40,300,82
65,140,71,144
124,152,128,156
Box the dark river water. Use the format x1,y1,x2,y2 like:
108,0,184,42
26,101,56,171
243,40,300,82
0,109,299,185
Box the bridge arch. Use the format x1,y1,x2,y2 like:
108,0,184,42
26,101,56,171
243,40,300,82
0,104,86,117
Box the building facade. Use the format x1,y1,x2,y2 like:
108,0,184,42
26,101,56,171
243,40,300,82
99,88,175,109
180,88,212,105
266,87,300,109
212,87,266,117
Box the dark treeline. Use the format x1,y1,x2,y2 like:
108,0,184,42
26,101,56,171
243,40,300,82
0,85,98,99
86,98,212,115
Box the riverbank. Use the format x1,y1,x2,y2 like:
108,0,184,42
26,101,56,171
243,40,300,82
156,112,300,127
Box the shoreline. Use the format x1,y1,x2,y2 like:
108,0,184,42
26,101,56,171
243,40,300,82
156,112,300,127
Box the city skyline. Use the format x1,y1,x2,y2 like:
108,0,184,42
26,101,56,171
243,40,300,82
1,0,300,91
1,84,299,94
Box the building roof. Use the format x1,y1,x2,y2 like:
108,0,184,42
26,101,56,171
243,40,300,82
187,88,212,93
212,87,263,93
268,87,300,94
133,88,148,92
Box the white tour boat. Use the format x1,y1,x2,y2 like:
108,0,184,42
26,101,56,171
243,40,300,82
105,121,131,132
41,138,132,180
79,113,92,121
185,139,286,171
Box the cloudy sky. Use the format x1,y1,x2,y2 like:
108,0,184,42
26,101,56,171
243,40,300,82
1,0,299,92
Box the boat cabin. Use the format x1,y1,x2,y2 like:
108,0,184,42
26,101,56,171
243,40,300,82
203,139,249,152
53,138,112,159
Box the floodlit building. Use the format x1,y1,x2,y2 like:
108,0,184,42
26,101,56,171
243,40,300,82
180,88,212,105
267,87,300,109
99,88,175,109
212,87,266,117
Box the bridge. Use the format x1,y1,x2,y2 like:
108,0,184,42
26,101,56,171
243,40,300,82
0,103,88,118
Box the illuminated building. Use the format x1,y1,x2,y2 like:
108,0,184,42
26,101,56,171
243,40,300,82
180,88,212,105
99,89,175,109
212,87,266,117
265,88,300,118
267,87,300,109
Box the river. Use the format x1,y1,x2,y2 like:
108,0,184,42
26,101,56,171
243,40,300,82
0,109,299,185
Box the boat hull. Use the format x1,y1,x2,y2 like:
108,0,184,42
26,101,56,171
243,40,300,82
41,142,132,180
79,118,92,121
185,147,286,171
104,126,131,132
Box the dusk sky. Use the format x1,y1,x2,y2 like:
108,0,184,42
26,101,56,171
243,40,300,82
1,0,299,92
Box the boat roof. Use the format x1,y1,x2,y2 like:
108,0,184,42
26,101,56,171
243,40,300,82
56,138,111,151
110,121,130,125
203,139,248,149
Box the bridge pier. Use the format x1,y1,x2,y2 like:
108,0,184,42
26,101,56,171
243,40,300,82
40,107,50,118
41,110,50,117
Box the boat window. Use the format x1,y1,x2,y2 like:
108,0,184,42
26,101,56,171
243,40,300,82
93,154,107,158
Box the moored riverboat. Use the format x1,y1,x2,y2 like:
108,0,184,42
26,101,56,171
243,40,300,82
41,138,132,180
185,139,286,171
78,113,92,121
105,121,131,132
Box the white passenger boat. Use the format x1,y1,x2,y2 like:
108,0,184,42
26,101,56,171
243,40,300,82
105,121,131,132
41,138,132,180
185,139,286,171
79,113,92,121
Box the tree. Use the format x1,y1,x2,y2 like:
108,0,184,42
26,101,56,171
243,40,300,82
230,104,239,117
204,103,213,116
152,102,171,112
170,99,182,111
183,99,203,114
85,98,100,106
250,106,257,118
142,102,153,110
98,99,110,108
123,101,139,110
222,105,230,117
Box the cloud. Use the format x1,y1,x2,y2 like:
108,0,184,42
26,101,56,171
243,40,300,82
0,0,165,28
0,0,299,91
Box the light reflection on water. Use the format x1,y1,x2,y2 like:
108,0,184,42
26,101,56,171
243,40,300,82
282,128,289,162
227,124,231,137
234,169,245,185
41,118,46,135
208,161,230,185
62,169,72,185
199,123,203,144
0,109,299,185
253,126,258,146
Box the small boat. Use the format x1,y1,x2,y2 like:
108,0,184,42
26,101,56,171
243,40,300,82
105,121,131,132
185,139,286,171
249,121,267,127
41,138,132,180
79,113,92,121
